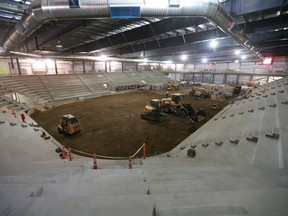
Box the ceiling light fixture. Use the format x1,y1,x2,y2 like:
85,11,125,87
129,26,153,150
235,50,240,55
56,40,62,48
100,55,107,61
181,54,187,61
210,40,217,49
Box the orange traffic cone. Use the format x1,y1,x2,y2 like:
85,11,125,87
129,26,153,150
11,109,16,118
93,153,98,169
62,145,66,159
128,156,133,169
68,148,72,161
143,143,146,159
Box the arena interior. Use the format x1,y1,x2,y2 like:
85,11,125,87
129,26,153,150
0,0,288,215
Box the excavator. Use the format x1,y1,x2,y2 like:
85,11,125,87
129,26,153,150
141,99,168,122
141,93,205,131
161,93,206,122
166,82,183,91
58,114,81,135
141,98,196,132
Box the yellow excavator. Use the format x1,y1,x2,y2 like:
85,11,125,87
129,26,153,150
141,99,168,122
58,114,81,135
141,98,196,132
161,93,206,122
166,82,183,91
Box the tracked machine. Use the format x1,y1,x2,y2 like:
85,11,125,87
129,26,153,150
141,99,168,122
141,93,205,132
161,93,206,122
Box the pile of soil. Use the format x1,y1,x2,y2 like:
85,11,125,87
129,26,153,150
30,89,233,158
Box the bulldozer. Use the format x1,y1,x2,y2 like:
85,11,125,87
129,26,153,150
161,93,206,122
58,114,81,135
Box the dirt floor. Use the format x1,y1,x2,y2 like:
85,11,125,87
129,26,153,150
30,88,233,158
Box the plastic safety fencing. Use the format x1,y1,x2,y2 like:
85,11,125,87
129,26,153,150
68,143,146,160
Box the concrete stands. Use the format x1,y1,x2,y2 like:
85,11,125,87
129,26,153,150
0,77,288,216
0,72,169,106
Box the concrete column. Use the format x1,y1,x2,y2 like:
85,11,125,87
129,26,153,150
236,74,240,84
92,61,95,71
10,56,14,69
83,61,86,73
104,62,107,72
223,73,227,84
16,58,21,75
54,59,58,75
212,73,215,83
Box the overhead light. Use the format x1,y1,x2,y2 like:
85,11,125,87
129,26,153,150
56,40,62,48
241,55,247,60
202,58,208,63
234,50,240,55
143,58,148,62
100,55,107,61
165,60,173,64
210,40,217,48
235,59,239,64
180,54,187,61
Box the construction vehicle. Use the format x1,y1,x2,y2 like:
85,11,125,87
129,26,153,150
141,98,196,132
141,99,168,122
166,82,183,91
161,93,206,122
58,114,81,135
189,86,211,98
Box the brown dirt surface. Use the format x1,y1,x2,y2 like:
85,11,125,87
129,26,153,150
30,88,233,158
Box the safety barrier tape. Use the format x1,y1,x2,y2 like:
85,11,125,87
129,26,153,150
70,143,145,160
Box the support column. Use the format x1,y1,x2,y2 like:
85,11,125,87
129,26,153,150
201,73,204,83
121,62,124,72
250,74,253,81
108,62,111,72
10,56,14,69
16,58,21,75
54,59,58,75
236,74,240,84
104,62,107,73
211,73,215,83
223,73,227,84
266,76,270,84
92,61,95,71
83,61,86,73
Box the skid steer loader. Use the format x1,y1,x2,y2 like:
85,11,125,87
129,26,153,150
58,114,81,135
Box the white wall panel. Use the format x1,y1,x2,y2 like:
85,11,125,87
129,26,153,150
214,74,224,83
